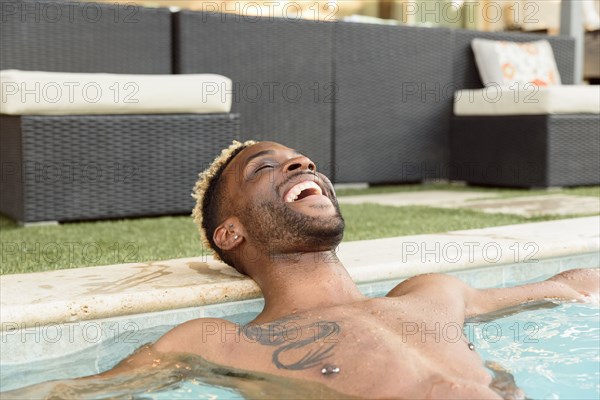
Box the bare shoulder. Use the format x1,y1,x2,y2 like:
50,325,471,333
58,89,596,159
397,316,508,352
386,273,471,298
98,318,236,377
153,317,237,355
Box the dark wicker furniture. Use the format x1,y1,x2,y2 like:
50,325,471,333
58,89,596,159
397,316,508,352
335,27,579,184
334,24,454,183
0,0,172,74
450,115,600,188
175,11,335,178
0,1,239,223
174,14,583,185
449,30,598,188
0,114,240,222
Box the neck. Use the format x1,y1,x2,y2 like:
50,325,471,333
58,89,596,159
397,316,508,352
244,250,367,323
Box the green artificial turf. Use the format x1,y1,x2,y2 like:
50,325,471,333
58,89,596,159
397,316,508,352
1,184,598,275
338,204,572,241
335,182,600,198
0,215,202,275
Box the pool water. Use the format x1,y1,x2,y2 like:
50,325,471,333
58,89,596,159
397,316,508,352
468,302,600,400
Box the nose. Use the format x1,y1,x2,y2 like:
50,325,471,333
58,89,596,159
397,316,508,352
284,155,316,173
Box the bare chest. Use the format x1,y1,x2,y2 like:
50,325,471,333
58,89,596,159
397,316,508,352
208,300,491,398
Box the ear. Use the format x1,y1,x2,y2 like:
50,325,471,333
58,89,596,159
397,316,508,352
213,217,244,252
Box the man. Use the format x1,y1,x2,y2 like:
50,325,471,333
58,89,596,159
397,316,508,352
15,140,597,399
96,140,598,399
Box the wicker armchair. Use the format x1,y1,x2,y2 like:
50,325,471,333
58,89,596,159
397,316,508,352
449,30,599,188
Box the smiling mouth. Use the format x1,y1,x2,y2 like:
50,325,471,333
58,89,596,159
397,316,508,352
283,180,323,203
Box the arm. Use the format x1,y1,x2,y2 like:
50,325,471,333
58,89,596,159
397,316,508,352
3,341,184,397
3,340,196,399
388,268,599,317
2,318,232,398
469,268,600,316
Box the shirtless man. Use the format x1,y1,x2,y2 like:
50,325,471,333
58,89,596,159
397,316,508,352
72,141,600,398
89,140,600,399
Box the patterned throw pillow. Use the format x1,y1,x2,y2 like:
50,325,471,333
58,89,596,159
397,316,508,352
471,38,562,87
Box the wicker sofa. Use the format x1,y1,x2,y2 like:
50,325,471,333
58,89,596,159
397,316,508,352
174,11,335,178
174,11,584,185
0,0,239,223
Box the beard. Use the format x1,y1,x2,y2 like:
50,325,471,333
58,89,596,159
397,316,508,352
240,199,345,257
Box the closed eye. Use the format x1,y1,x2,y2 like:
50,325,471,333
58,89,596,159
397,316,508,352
255,164,275,173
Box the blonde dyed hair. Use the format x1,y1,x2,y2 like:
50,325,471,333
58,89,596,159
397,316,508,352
192,140,257,260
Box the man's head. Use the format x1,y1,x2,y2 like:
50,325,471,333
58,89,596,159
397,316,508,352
193,141,344,273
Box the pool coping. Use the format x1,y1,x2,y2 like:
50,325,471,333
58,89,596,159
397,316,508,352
1,216,599,331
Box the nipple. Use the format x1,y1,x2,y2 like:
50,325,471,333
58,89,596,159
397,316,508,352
321,364,340,376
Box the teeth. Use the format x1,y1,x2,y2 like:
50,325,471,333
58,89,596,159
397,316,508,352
284,181,322,203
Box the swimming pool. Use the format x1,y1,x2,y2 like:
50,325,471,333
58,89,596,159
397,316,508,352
1,252,598,398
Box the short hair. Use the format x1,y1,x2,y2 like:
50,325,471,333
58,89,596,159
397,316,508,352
192,140,256,266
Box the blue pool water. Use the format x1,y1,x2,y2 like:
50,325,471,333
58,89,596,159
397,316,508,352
468,302,600,399
1,261,599,398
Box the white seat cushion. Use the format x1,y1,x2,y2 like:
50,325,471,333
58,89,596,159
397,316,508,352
454,85,600,116
0,70,232,115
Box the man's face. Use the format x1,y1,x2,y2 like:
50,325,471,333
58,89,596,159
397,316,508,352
222,142,344,256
